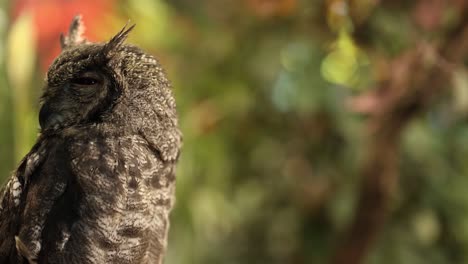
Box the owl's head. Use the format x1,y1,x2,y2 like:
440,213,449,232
40,15,175,130
40,17,128,131
39,16,181,160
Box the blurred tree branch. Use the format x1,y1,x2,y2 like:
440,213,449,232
332,2,468,264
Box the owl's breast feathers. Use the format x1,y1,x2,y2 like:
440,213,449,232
0,132,176,264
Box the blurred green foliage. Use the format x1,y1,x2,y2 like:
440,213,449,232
1,0,468,263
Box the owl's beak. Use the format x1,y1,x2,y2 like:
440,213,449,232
39,103,64,130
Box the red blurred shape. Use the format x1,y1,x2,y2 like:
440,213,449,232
12,0,115,71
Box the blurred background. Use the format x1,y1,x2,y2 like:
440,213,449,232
1,0,468,263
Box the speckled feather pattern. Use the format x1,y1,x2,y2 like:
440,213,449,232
0,17,181,264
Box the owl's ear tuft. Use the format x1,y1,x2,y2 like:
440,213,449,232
60,15,87,50
103,22,135,58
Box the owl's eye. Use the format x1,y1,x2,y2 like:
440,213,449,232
69,72,103,97
72,77,98,85
71,71,102,87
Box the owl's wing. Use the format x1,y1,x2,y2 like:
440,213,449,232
0,139,47,214
0,138,69,264
0,172,24,263
139,128,181,162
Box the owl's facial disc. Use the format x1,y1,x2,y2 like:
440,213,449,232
39,70,113,131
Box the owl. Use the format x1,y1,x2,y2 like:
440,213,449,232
0,16,181,264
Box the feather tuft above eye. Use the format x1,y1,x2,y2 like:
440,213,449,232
60,15,87,50
102,22,136,58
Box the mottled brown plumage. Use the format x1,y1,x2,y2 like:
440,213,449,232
0,16,181,264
